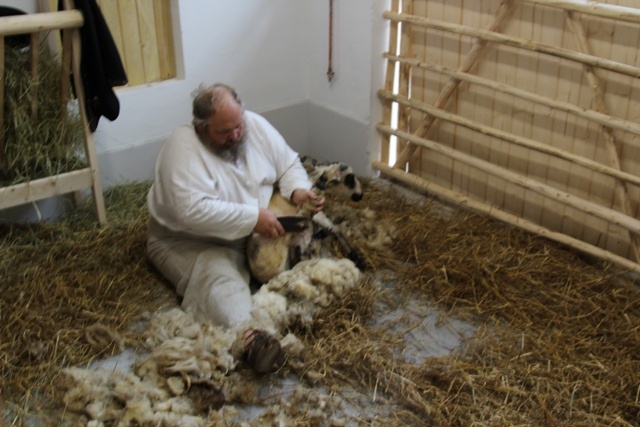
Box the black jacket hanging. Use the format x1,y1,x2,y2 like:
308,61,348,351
62,0,128,131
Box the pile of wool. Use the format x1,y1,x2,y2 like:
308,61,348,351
326,204,397,250
61,260,361,425
62,366,207,426
139,307,238,377
61,309,246,426
251,258,361,331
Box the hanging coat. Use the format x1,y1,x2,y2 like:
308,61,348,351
62,0,128,131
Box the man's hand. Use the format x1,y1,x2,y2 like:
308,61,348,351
291,189,325,213
254,208,285,238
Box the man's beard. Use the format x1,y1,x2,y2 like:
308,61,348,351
210,133,246,163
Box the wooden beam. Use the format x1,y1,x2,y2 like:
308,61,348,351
0,37,4,173
383,53,640,137
70,27,107,225
377,125,640,235
391,0,515,169
383,10,640,78
564,10,640,262
378,92,640,188
0,10,82,37
0,169,93,209
30,33,39,120
524,0,640,24
372,160,640,275
380,0,401,164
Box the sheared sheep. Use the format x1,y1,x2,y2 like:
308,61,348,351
247,158,365,284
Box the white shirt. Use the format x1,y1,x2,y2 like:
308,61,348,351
147,111,310,241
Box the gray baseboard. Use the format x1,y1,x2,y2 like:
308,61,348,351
98,138,165,188
264,101,371,176
306,103,370,176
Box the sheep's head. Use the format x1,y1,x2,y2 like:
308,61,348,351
310,162,363,202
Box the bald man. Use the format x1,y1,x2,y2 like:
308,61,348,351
147,83,319,372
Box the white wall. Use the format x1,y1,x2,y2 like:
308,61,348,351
96,0,311,179
1,0,390,188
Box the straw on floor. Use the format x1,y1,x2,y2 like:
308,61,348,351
1,178,638,426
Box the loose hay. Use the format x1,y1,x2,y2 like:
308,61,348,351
1,178,639,426
1,44,85,184
0,183,177,421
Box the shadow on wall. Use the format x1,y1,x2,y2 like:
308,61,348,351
262,102,371,177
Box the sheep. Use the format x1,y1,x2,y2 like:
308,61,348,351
246,158,365,284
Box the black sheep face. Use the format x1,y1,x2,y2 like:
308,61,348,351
321,163,364,202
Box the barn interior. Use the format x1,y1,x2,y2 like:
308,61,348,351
1,0,640,426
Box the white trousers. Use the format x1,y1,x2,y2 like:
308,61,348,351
147,219,254,329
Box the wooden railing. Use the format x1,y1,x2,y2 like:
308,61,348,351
0,7,106,224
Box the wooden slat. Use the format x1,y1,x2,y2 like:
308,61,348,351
524,0,640,24
379,91,640,188
379,0,401,164
0,36,4,173
117,1,145,86
70,27,107,224
97,0,125,71
153,0,176,80
378,125,640,235
0,10,83,36
373,160,640,275
396,0,413,163
137,0,161,83
383,53,640,137
384,10,640,78
0,169,93,209
60,28,72,115
30,33,39,120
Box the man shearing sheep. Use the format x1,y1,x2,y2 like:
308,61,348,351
146,83,323,373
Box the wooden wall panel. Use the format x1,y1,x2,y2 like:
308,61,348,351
376,0,640,273
46,0,177,86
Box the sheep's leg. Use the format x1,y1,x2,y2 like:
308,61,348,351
333,231,367,271
289,244,303,268
311,212,366,270
288,228,314,267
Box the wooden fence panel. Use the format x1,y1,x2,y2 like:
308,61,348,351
47,0,176,86
376,0,640,273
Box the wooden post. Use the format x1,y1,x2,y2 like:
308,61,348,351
0,10,82,36
0,36,4,173
524,0,640,24
60,28,72,116
69,27,106,224
395,0,413,169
